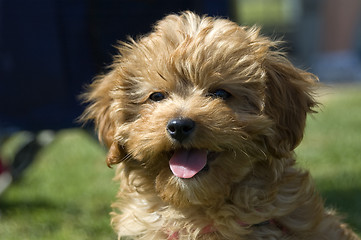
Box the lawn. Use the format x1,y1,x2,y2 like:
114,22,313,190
296,85,361,234
0,130,117,239
0,85,360,239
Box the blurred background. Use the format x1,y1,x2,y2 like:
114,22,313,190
0,0,360,239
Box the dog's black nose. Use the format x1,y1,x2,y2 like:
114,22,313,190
167,118,195,142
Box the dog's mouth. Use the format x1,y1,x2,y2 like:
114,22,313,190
169,149,218,179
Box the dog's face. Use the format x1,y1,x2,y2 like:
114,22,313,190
82,12,317,208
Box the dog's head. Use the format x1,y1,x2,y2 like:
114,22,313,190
82,12,318,208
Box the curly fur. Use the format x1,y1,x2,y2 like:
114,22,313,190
81,12,360,240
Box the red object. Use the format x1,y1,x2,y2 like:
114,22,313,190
0,157,8,174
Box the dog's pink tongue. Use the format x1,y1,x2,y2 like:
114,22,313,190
169,149,207,179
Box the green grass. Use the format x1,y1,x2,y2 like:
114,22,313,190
0,86,360,239
296,85,361,234
0,129,117,239
234,0,298,27
236,0,285,25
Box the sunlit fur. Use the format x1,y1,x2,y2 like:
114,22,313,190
81,12,360,240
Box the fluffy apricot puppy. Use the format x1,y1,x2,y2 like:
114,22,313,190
82,12,360,240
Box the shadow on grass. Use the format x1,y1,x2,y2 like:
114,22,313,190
318,186,361,234
0,197,73,237
0,198,60,213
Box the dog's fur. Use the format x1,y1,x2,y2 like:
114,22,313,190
82,12,360,240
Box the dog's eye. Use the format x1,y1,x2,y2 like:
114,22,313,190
149,92,166,102
208,89,232,100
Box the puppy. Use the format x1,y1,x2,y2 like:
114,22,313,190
82,12,360,240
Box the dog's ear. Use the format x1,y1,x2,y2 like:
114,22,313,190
263,53,318,157
106,141,126,167
81,70,126,166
